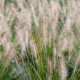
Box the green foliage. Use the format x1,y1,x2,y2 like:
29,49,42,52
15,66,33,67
25,0,30,6
23,47,49,80
52,68,60,80
4,0,18,8
24,49,41,80
59,0,68,7
11,17,18,43
46,44,53,59
0,59,14,80
31,18,42,52
15,44,21,54
25,0,29,3
59,0,63,7
72,23,76,35
0,45,4,52
66,60,74,79
17,7,21,12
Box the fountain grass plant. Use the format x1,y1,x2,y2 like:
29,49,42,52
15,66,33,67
0,0,80,80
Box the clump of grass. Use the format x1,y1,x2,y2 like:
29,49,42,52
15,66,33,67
0,0,80,80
